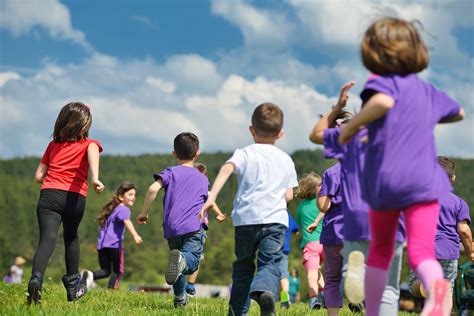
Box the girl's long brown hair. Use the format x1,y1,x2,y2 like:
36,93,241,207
53,102,92,142
97,182,137,227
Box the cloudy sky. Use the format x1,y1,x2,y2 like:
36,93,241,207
1,0,473,158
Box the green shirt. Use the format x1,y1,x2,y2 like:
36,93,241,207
296,198,322,248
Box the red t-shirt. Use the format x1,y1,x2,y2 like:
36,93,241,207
40,139,103,197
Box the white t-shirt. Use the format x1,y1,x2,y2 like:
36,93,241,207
227,143,298,227
11,265,23,284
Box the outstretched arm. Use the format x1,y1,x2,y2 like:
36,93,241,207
210,201,227,222
88,143,105,194
457,220,473,263
137,180,163,224
339,93,394,145
124,219,143,244
309,81,355,144
199,163,235,220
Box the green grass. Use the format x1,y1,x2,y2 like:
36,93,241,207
0,282,416,315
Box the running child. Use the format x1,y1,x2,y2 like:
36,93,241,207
27,102,104,304
90,182,143,289
279,212,299,309
409,156,473,311
339,17,465,316
200,103,298,316
137,132,209,308
309,81,406,315
295,172,326,310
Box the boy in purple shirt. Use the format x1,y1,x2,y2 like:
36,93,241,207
137,132,209,308
409,156,473,311
309,81,406,315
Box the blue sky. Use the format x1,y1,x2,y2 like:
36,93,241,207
1,0,473,158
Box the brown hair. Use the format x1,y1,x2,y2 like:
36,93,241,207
97,182,137,227
53,102,92,142
294,172,322,199
361,17,429,75
174,132,200,160
251,103,284,137
438,156,455,178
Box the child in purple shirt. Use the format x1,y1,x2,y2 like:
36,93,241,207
339,17,465,316
89,182,143,289
309,81,406,315
409,156,473,311
137,132,209,308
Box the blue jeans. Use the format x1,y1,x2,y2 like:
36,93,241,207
167,227,206,297
229,224,286,316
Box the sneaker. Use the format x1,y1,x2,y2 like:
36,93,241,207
26,271,43,305
165,250,186,285
348,302,365,313
420,279,450,316
174,293,189,308
344,250,365,304
185,283,196,296
412,279,427,298
308,296,323,310
250,291,276,316
82,270,95,290
280,290,290,309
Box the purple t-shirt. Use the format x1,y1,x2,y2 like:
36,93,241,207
97,204,130,249
155,165,209,239
360,74,461,211
323,128,406,242
319,163,344,245
435,192,471,260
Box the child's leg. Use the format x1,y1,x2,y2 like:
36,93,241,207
278,253,290,307
107,248,124,289
92,249,112,280
380,241,404,316
303,241,324,298
32,206,62,275
323,244,343,315
365,209,400,316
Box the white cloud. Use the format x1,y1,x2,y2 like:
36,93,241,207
0,71,21,87
0,0,92,50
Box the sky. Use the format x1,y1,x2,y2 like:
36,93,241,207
0,0,473,158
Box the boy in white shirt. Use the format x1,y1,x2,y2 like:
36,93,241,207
200,103,298,316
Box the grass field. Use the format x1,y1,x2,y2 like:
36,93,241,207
0,282,421,316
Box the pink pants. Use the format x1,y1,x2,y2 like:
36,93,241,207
367,200,439,271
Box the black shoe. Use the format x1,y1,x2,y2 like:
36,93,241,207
348,302,364,313
62,271,88,302
250,291,276,316
174,293,189,308
26,271,43,305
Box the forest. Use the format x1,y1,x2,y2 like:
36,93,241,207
1,149,472,298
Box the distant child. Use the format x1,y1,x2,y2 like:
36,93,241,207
185,162,227,296
200,103,298,316
5,257,26,284
339,17,465,316
295,172,326,310
27,102,104,304
309,81,406,315
288,268,300,303
89,182,143,289
137,132,209,308
409,156,473,311
279,212,299,309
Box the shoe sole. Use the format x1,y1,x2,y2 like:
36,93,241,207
310,301,322,310
344,250,365,304
421,279,450,316
165,250,182,285
73,271,89,301
26,283,41,305
254,292,276,316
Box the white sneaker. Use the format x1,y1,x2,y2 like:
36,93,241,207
344,250,365,304
82,270,95,290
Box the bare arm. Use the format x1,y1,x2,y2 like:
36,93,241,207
199,163,235,220
124,219,143,244
317,195,332,213
457,220,473,263
87,143,104,194
285,188,294,203
306,212,325,233
339,93,394,145
137,180,163,224
210,201,227,222
34,163,48,183
309,81,355,144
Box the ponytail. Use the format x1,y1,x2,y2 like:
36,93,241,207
97,182,137,227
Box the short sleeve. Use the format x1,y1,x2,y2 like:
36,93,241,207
456,197,471,224
116,206,131,222
323,128,345,160
288,213,299,233
89,139,103,153
154,167,172,187
319,169,339,197
433,90,461,123
40,142,53,165
287,160,298,189
360,75,398,103
226,149,246,175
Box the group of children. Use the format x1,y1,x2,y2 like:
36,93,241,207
23,16,473,316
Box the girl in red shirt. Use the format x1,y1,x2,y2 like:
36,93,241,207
27,102,104,304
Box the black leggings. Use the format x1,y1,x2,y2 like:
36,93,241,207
92,248,124,289
32,189,86,276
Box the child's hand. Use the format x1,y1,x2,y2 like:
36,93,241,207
199,201,214,223
92,179,105,194
134,234,143,244
137,213,148,225
216,213,227,222
306,223,318,233
334,81,356,110
338,123,358,145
